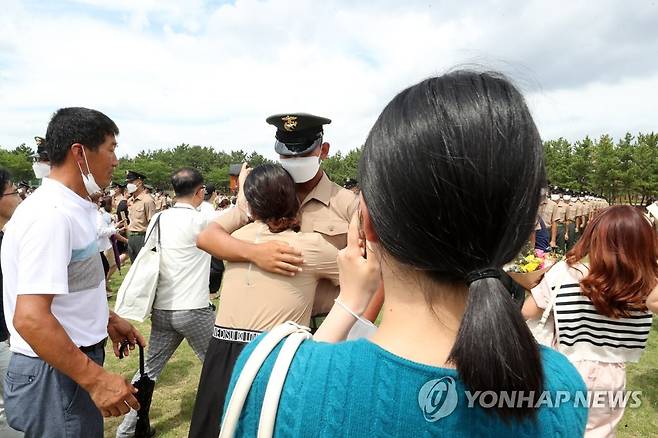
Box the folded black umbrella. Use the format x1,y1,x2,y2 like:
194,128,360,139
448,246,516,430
133,345,156,438
120,342,156,438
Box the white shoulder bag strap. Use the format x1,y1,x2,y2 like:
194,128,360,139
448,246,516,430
220,321,311,438
258,329,311,437
532,261,566,347
541,262,566,323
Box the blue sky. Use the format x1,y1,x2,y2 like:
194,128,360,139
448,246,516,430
1,0,657,158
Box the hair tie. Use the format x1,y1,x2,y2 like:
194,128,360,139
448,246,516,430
465,268,501,285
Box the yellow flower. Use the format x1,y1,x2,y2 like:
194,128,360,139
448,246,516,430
521,261,541,273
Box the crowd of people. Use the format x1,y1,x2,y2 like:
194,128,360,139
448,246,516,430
532,187,610,255
0,70,657,438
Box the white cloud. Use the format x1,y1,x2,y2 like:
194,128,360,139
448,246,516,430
0,0,656,158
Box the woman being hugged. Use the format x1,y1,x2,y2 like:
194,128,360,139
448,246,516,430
189,164,343,438
524,205,658,436
223,71,588,436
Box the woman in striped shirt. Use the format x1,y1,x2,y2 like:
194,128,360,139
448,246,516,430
523,205,658,437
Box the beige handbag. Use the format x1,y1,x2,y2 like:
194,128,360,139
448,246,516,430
220,321,312,438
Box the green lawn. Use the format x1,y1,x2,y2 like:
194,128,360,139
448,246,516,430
102,270,658,437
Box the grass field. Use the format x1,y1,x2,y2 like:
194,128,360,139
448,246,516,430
102,270,658,437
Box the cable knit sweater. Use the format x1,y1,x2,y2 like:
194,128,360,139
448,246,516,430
224,336,587,437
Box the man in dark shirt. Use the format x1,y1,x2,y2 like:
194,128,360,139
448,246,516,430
0,167,23,437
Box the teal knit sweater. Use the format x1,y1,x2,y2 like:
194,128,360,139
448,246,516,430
225,336,587,437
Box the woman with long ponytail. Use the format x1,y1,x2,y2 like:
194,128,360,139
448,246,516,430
220,71,588,436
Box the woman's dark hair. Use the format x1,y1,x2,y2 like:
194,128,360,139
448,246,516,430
0,167,12,193
360,71,545,420
567,205,658,318
244,164,300,233
101,196,113,213
45,107,119,166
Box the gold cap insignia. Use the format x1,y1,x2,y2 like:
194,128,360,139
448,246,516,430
281,115,298,132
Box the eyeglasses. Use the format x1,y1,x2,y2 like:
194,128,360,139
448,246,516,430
0,190,19,198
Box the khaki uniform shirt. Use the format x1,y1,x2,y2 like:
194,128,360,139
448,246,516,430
565,202,577,222
112,194,123,211
128,192,157,232
554,200,567,224
574,200,584,218
154,195,166,212
215,222,340,331
535,199,557,230
216,172,357,315
583,201,592,217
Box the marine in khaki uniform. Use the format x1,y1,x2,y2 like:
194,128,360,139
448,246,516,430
581,194,592,230
197,114,359,320
563,190,578,251
552,187,568,252
192,115,359,438
125,170,157,262
574,194,584,235
153,190,166,212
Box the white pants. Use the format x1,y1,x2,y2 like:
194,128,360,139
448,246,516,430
574,360,626,438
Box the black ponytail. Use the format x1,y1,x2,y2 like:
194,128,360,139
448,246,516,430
448,277,543,420
360,70,546,420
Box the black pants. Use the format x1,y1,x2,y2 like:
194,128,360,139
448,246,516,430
127,234,146,263
565,221,577,252
100,251,109,277
188,337,248,438
209,257,225,294
556,223,566,253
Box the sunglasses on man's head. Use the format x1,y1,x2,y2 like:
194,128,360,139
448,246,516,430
1,190,19,198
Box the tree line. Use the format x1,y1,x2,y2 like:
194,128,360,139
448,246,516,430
544,133,658,205
1,133,656,201
0,142,362,193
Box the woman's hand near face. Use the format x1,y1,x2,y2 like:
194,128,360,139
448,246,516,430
336,212,382,315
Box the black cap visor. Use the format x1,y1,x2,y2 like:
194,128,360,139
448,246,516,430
275,137,323,157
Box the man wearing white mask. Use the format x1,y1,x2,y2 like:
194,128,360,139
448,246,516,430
550,186,567,251
1,107,145,437
125,170,156,262
30,136,50,180
563,189,577,251
192,113,366,438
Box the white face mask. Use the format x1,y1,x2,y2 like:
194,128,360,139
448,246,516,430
76,147,102,196
563,195,572,201
127,183,137,194
32,162,50,179
550,194,560,201
279,155,321,183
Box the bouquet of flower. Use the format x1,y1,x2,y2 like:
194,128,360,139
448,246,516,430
504,247,563,291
